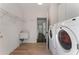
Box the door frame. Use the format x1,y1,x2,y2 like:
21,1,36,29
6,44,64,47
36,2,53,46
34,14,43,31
37,17,48,44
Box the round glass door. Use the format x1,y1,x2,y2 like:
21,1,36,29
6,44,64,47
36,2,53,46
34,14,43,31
58,30,72,50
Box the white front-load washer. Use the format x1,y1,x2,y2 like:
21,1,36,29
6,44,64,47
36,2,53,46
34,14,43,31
54,17,79,55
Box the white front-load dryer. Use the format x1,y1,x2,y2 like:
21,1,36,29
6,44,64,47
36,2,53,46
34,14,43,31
49,25,53,54
54,17,79,55
49,24,58,54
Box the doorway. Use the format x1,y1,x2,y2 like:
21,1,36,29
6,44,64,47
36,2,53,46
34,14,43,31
37,18,47,43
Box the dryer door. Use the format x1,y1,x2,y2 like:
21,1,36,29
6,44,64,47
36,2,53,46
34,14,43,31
49,28,53,52
55,26,78,55
49,26,53,40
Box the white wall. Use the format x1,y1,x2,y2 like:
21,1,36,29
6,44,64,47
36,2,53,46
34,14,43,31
48,4,58,25
0,4,23,54
20,4,48,43
58,3,79,22
0,3,24,18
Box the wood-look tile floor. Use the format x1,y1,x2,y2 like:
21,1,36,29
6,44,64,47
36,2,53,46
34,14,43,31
11,43,51,55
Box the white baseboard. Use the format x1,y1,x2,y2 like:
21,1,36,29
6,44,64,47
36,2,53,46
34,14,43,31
23,39,37,43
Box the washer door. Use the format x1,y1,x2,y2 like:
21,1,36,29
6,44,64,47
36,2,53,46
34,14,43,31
55,26,78,55
58,30,72,50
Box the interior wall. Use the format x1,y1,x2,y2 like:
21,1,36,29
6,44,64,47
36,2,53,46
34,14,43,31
0,3,24,18
58,3,79,22
48,3,58,25
0,4,23,54
20,4,48,43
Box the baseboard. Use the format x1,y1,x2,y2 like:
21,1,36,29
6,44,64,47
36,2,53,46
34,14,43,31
23,39,37,43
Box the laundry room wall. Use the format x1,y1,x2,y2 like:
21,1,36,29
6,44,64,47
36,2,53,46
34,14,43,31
20,4,48,43
58,3,79,22
0,3,24,18
0,4,23,54
48,3,58,25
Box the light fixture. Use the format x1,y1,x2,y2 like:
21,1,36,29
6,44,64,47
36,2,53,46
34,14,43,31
37,3,43,5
